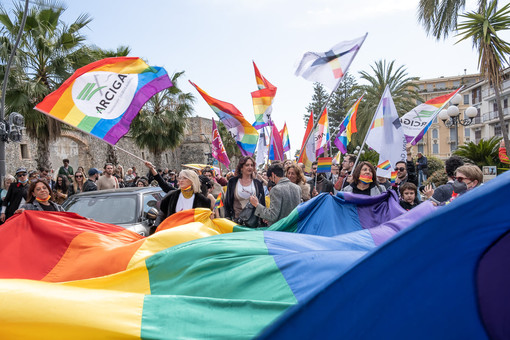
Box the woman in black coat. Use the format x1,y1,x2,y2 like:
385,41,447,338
223,156,265,221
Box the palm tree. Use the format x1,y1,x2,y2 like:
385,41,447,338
456,1,510,158
417,0,489,40
354,60,422,145
454,136,502,167
0,1,93,169
130,71,194,164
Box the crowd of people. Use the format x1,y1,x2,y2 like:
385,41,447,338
0,146,486,228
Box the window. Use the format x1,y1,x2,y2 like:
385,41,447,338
427,84,434,92
464,95,469,105
504,98,508,109
165,153,169,163
418,145,424,154
493,101,498,112
437,82,446,90
432,129,438,138
450,142,457,152
20,144,29,159
433,142,439,154
450,127,458,143
142,152,145,159
453,80,461,88
433,116,438,124
464,127,470,137
475,130,482,140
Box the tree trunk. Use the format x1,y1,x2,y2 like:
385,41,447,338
35,138,52,171
494,87,510,159
106,145,118,165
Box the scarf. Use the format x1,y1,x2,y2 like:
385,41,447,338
181,185,194,199
359,175,373,184
35,196,51,203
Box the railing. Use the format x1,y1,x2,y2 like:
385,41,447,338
483,108,510,122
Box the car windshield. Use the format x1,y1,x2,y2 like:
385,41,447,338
64,195,138,224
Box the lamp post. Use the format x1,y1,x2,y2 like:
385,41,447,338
200,133,214,165
438,94,478,151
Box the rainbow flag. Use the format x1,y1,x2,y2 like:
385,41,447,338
401,88,462,145
190,81,258,156
215,192,224,208
35,57,172,145
280,122,291,152
334,95,362,154
377,160,391,171
390,171,398,184
1,190,424,338
251,62,277,130
315,108,330,156
317,157,333,173
298,111,316,172
332,151,341,165
499,141,510,164
269,122,285,161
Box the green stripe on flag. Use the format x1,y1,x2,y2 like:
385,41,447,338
142,232,297,338
77,116,101,132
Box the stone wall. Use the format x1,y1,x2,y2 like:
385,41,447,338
5,117,214,176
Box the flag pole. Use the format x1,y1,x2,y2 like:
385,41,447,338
298,32,368,161
351,84,388,172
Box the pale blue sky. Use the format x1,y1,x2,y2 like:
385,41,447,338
6,0,510,155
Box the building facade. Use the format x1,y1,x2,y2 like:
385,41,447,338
463,68,510,144
412,73,481,159
5,117,217,176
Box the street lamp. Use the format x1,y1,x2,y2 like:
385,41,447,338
438,93,478,151
200,133,214,165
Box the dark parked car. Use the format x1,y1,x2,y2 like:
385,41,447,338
62,186,164,236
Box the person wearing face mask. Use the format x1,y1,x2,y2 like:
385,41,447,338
342,162,386,196
1,168,31,222
423,156,464,203
308,161,335,198
453,165,483,193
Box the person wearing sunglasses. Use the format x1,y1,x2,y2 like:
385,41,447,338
1,167,31,222
423,156,465,203
454,165,483,192
68,171,86,197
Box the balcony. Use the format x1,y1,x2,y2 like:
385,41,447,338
482,108,510,122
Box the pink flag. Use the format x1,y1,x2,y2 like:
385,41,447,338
269,122,284,161
211,119,230,168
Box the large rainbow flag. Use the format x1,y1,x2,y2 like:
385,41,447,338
35,57,172,145
400,88,462,145
251,61,277,129
0,189,422,338
190,81,258,156
334,95,362,154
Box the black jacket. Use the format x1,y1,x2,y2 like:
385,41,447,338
156,189,211,226
82,179,98,192
2,182,29,219
223,177,265,220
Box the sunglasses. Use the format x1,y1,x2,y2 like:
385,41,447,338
455,176,471,184
395,167,406,172
17,173,27,177
75,175,83,178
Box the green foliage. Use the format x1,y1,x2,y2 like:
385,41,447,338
426,155,444,175
131,71,194,160
424,169,448,187
0,1,97,168
453,136,502,167
353,60,422,146
417,0,490,40
303,82,329,126
356,149,379,165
